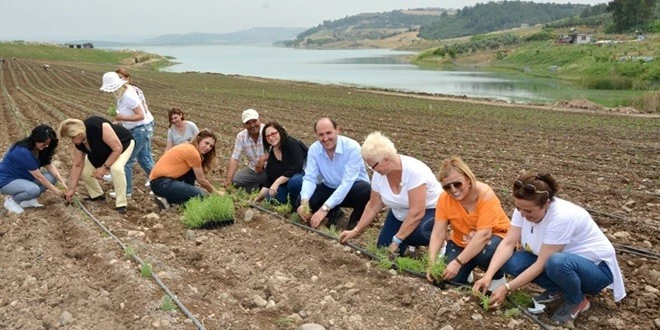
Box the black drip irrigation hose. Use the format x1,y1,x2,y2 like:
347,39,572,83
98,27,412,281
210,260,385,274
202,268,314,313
249,204,553,330
74,200,206,330
612,243,660,260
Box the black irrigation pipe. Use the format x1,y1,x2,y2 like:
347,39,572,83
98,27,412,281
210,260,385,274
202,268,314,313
249,204,553,330
74,200,206,330
613,243,660,261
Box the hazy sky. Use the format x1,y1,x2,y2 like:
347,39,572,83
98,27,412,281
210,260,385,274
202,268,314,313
1,0,608,41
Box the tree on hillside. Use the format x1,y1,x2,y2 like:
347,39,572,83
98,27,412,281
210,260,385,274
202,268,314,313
607,0,656,31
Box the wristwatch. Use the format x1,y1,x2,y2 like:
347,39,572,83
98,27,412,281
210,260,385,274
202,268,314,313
321,204,330,212
392,236,403,245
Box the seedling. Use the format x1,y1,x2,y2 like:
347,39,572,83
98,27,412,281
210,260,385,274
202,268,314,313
160,295,177,312
289,212,303,224
181,194,234,229
107,104,117,116
376,256,394,270
394,256,426,273
472,290,492,311
140,263,152,277
227,187,259,208
301,203,311,216
123,246,135,259
503,307,521,318
507,290,533,308
428,255,447,280
320,224,340,239
275,317,294,328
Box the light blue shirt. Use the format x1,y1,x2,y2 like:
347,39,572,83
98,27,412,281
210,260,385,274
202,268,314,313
300,135,370,208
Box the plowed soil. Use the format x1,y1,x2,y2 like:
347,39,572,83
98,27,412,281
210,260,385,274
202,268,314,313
0,58,658,330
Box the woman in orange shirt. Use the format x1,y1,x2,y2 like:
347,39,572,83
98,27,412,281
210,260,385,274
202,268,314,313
427,156,510,285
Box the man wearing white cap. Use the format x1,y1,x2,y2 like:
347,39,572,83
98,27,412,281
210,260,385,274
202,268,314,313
223,109,267,192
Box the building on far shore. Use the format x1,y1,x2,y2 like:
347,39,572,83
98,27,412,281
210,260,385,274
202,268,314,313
65,43,94,49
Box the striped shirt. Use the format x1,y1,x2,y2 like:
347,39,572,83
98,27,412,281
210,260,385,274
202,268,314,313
230,124,265,171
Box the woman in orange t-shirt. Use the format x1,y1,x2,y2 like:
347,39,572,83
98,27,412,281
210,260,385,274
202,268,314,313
426,156,510,285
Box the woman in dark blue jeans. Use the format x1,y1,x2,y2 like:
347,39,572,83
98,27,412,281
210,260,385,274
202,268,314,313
473,172,625,325
338,131,442,256
253,121,307,206
149,129,219,209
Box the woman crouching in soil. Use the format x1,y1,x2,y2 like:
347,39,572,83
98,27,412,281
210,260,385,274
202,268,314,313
472,172,625,325
338,131,442,256
149,129,219,210
57,116,135,214
426,156,510,287
0,125,66,214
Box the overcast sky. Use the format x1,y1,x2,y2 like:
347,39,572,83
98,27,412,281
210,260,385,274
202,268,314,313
1,0,608,42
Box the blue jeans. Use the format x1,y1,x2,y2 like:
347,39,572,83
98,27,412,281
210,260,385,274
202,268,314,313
502,251,613,304
0,172,55,202
125,122,155,194
267,174,303,205
377,208,435,255
445,235,504,284
150,170,203,205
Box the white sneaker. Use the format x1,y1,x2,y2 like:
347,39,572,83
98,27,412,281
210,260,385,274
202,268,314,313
102,174,112,182
488,276,507,292
4,197,24,214
19,198,44,208
109,192,132,199
145,181,151,187
153,195,170,210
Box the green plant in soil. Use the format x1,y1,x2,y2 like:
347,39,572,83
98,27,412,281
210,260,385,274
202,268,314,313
428,255,447,280
140,263,152,277
181,194,234,229
107,104,117,116
320,224,340,239
507,290,533,308
394,256,426,273
472,290,492,311
376,256,394,271
503,307,521,318
227,187,259,209
123,246,134,259
275,316,294,328
289,212,303,224
160,295,177,312
262,198,292,215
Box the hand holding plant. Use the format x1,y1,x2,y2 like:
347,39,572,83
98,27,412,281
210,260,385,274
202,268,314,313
338,229,359,243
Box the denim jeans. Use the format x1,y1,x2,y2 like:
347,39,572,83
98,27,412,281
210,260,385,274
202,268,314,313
502,251,613,304
445,235,504,284
377,208,435,255
267,173,303,206
297,180,371,230
0,172,55,202
125,122,155,194
150,170,203,205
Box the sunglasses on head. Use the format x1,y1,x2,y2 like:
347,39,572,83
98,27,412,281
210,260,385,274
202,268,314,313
514,180,549,196
442,181,463,191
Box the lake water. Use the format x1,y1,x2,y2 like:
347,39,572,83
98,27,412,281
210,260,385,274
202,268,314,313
110,44,548,103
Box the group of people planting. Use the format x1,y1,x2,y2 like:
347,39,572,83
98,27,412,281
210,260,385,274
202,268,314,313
0,69,625,326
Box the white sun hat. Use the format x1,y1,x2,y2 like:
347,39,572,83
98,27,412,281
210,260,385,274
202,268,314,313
99,72,126,92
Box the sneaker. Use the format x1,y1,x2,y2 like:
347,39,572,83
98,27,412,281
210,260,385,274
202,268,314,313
488,276,507,292
109,192,132,199
4,197,24,214
115,206,127,214
153,195,170,210
19,198,44,208
145,180,151,187
551,297,590,324
327,208,345,227
534,291,563,304
102,174,112,182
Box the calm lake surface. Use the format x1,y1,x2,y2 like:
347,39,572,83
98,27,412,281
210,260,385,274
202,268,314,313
111,44,552,103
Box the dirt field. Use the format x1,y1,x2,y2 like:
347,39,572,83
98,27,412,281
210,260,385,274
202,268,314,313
0,58,658,330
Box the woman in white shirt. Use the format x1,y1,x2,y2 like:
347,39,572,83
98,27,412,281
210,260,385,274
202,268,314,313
100,71,155,198
339,131,442,256
473,172,625,325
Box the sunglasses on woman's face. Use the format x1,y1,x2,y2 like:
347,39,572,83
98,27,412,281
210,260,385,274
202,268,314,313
265,131,279,139
442,181,463,191
514,180,549,196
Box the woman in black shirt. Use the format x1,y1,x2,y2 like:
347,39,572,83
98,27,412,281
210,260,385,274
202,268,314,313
57,116,134,214
254,122,307,206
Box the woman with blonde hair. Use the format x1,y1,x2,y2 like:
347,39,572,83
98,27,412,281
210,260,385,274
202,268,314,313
149,129,219,209
100,70,155,199
57,116,134,214
426,156,510,285
338,131,442,256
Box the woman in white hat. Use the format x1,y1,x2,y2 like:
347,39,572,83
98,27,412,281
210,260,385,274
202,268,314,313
100,71,155,199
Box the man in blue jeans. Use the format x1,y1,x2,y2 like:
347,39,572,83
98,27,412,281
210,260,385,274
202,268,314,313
296,118,370,230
